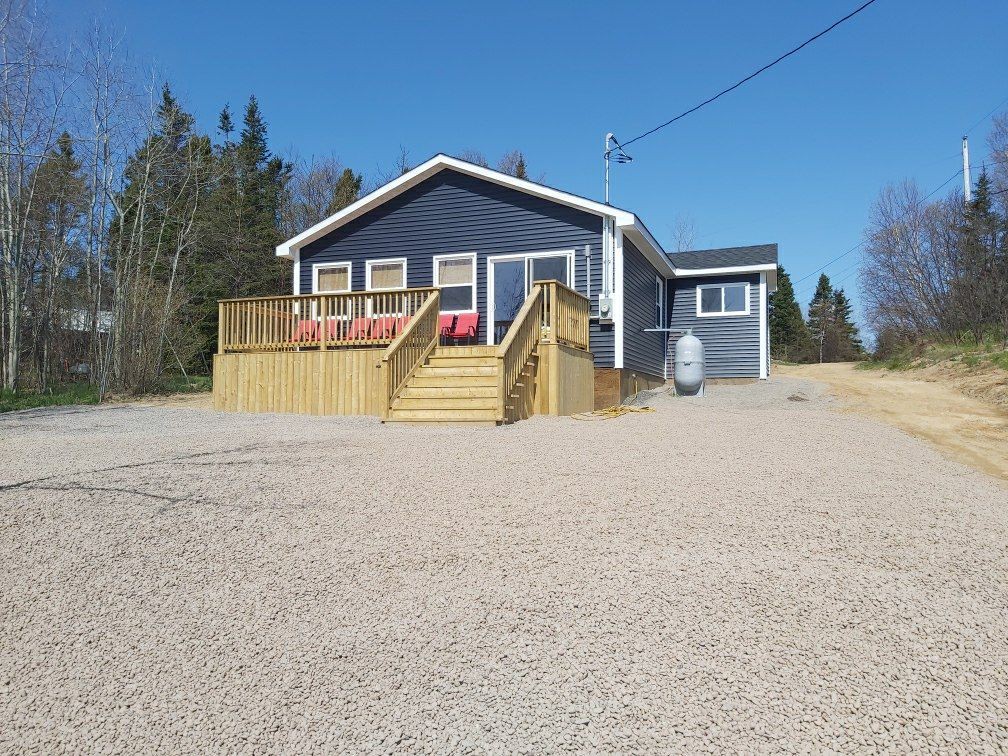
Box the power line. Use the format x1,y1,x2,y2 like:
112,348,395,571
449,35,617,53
618,0,880,150
794,164,959,286
963,94,1008,135
792,240,865,286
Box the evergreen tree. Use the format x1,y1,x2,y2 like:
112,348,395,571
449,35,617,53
217,104,234,141
196,94,291,362
768,264,809,361
328,168,363,215
829,288,863,359
807,274,835,363
515,154,528,180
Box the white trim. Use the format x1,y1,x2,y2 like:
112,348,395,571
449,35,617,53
654,274,665,329
276,153,650,256
292,249,301,295
486,250,574,346
695,282,751,318
673,263,776,277
759,272,768,380
365,257,408,291
432,253,477,314
311,261,352,293
613,226,624,369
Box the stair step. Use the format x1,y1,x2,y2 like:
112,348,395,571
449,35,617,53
387,408,499,422
393,396,497,411
426,356,498,368
416,365,496,377
409,374,498,388
399,385,497,399
434,346,496,358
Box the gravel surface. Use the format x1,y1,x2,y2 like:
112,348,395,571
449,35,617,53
1,375,1006,754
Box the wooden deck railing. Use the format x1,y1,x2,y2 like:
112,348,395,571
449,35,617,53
541,279,590,350
379,291,441,420
217,288,437,353
496,284,545,423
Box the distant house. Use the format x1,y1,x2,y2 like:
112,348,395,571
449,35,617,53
274,154,777,406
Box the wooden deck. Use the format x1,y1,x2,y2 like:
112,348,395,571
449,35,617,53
212,281,593,423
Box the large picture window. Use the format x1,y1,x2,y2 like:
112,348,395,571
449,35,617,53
366,258,407,290
697,282,749,317
313,262,351,293
433,254,476,312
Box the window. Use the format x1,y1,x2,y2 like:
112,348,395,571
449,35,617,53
655,275,665,328
433,254,476,312
697,282,749,317
313,262,351,293
366,258,407,290
528,255,570,290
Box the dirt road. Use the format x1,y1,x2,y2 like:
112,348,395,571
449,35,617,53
777,362,1008,483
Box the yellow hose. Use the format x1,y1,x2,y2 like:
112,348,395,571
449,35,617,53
571,405,656,421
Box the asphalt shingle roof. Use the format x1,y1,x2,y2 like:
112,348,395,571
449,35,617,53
669,244,777,270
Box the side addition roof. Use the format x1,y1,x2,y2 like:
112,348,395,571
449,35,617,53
669,243,778,272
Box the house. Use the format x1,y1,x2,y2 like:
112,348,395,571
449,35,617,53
213,154,777,421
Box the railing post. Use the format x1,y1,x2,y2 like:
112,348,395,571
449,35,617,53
217,301,225,353
320,295,328,350
548,282,557,343
496,354,506,423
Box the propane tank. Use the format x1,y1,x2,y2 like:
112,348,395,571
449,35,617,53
674,328,705,396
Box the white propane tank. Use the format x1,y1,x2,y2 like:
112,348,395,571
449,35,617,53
674,328,705,396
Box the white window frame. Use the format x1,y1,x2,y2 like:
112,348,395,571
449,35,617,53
696,281,750,318
312,261,352,294
655,275,665,329
432,253,477,314
486,249,575,345
365,257,408,291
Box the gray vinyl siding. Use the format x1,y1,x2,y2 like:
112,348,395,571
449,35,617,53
298,168,614,368
621,238,666,378
667,273,761,378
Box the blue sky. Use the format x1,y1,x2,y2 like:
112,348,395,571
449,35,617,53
56,0,1008,332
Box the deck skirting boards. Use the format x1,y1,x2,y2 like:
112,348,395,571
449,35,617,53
213,349,384,416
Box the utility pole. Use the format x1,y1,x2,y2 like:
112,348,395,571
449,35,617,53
962,135,972,204
604,133,613,205
603,133,631,206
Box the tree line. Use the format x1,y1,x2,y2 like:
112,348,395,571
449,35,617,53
859,125,1007,356
0,2,530,396
768,266,862,363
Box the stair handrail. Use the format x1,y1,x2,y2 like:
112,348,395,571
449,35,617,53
540,279,590,350
495,283,544,423
379,291,441,420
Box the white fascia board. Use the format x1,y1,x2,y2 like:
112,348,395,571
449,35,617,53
276,153,637,259
621,220,675,277
613,226,624,369
759,272,768,380
672,263,778,277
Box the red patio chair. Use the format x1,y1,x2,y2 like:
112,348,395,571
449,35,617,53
395,315,411,335
372,316,396,340
444,312,479,345
438,314,455,344
325,317,343,340
344,317,371,341
291,319,319,343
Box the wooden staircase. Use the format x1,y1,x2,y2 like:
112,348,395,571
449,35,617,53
386,346,523,424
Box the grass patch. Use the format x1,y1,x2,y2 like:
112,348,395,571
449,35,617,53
153,374,212,395
861,339,1008,374
0,383,100,413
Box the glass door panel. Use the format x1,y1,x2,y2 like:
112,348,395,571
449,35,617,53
492,259,525,344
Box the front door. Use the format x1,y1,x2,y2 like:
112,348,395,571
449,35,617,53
488,252,573,344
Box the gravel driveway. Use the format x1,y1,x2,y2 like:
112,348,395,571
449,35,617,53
1,376,1005,753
